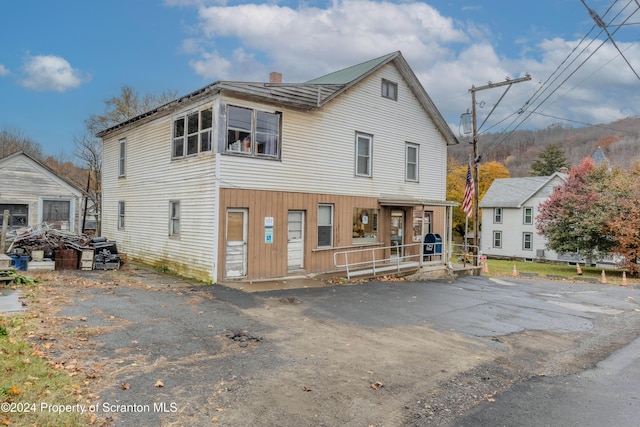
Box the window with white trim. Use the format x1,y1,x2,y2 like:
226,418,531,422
523,207,533,224
118,139,126,177
406,143,419,181
0,204,28,229
494,208,502,224
493,231,502,248
381,79,397,101
169,201,180,237
355,133,372,176
117,201,125,230
226,105,280,158
317,204,333,247
172,107,213,159
523,232,533,250
43,200,71,230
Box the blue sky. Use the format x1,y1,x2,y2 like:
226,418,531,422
1,0,639,158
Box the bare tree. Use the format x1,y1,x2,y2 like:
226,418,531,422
85,85,178,134
74,131,102,235
0,127,43,159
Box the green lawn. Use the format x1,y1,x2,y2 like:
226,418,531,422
482,259,638,286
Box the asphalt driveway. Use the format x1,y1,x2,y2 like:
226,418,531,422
19,267,640,426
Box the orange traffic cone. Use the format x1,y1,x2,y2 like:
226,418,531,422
512,264,518,278
601,270,607,284
622,271,628,286
576,263,583,275
482,260,489,273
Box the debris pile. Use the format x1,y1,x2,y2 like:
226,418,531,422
3,223,120,271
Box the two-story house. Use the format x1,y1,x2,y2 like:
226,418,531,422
98,51,459,283
479,172,567,261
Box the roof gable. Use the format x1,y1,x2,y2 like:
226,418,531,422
479,173,567,208
0,151,85,196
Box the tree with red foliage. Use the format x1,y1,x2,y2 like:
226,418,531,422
536,158,617,261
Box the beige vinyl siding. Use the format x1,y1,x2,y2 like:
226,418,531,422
102,109,218,282
219,63,447,200
0,156,83,231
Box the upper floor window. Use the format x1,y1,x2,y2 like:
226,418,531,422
381,79,397,101
493,208,502,224
355,133,372,177
226,105,280,158
406,143,419,181
118,139,126,177
172,108,213,159
523,207,533,224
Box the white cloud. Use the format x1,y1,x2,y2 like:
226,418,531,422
20,55,87,92
173,0,640,132
0,64,9,76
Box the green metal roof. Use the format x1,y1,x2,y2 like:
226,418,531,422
305,52,399,84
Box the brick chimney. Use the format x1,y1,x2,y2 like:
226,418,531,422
269,72,282,83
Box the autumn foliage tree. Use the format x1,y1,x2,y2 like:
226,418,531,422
605,161,640,275
447,158,510,239
537,157,640,274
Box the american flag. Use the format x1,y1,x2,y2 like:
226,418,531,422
462,163,475,218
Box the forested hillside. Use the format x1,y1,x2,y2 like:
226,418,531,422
449,116,640,176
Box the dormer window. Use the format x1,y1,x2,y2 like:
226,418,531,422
381,79,397,101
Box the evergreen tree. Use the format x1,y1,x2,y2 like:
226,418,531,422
530,144,569,176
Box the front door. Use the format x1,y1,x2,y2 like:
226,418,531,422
287,210,305,271
390,210,404,260
225,209,248,278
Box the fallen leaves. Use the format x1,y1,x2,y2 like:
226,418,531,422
154,380,164,388
370,381,384,390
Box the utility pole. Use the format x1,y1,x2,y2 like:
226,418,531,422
469,75,531,265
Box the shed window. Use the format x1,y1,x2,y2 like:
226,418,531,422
0,204,28,229
43,200,71,230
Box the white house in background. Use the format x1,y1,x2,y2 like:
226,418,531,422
0,151,85,232
97,51,459,283
479,172,567,261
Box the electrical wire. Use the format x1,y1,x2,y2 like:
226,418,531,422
481,0,639,159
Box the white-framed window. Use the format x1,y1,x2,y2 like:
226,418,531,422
523,207,533,224
381,79,397,101
117,201,125,230
493,208,502,224
355,133,372,177
317,204,334,247
406,143,419,181
118,139,126,177
493,231,502,248
42,200,71,230
523,232,533,250
169,201,180,237
172,107,213,159
226,105,280,158
352,208,378,244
